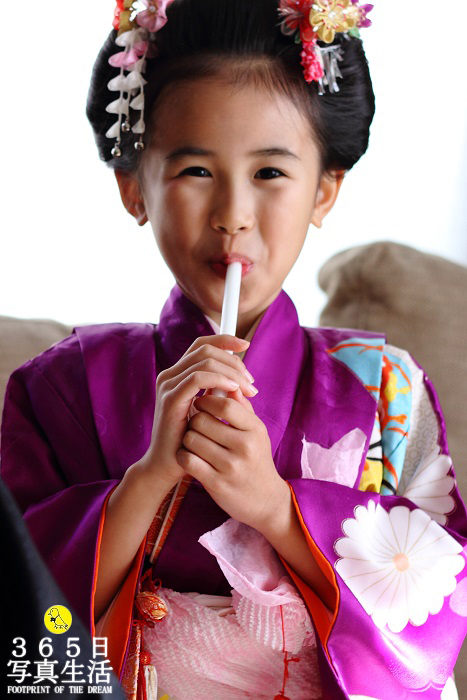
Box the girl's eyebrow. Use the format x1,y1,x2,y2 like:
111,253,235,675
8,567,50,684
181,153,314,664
253,147,300,160
165,147,214,161
165,146,300,161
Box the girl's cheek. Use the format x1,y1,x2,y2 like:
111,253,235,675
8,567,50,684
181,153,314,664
157,193,207,241
262,191,296,222
165,180,207,208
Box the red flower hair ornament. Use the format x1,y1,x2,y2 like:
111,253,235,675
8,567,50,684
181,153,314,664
278,0,373,91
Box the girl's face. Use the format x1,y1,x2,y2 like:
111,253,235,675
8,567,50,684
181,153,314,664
117,76,342,336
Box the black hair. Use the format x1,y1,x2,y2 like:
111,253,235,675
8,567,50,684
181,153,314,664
86,0,375,173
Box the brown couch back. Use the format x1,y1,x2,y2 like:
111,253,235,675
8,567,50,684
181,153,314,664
0,316,73,413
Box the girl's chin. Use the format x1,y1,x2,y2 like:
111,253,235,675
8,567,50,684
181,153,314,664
177,282,224,319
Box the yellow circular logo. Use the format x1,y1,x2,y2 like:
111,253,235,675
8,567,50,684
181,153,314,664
44,605,72,634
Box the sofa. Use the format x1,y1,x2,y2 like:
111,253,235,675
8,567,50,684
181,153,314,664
1,241,466,696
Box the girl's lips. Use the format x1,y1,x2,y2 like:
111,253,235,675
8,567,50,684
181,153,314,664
209,261,253,279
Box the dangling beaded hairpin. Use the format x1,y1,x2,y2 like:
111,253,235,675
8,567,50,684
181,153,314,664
278,0,373,92
106,0,174,157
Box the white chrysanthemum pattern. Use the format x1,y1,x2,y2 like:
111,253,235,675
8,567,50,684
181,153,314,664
402,448,455,525
335,501,465,633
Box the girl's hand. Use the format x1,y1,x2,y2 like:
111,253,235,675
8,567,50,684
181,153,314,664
177,390,287,533
137,335,257,493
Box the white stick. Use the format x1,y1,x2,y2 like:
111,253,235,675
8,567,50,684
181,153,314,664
212,261,242,397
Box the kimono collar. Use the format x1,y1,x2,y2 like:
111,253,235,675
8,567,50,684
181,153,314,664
156,285,215,367
157,285,308,459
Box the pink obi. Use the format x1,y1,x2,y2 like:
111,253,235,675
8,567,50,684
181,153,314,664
143,518,323,699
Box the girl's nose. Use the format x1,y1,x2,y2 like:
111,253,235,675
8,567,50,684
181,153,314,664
209,185,255,235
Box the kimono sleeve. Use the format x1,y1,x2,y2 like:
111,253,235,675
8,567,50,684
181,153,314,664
0,334,120,632
286,345,467,699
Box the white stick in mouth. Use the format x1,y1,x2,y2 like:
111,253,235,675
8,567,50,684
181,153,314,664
213,261,242,398
176,269,242,511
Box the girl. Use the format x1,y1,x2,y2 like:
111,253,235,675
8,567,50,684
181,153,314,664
2,0,467,698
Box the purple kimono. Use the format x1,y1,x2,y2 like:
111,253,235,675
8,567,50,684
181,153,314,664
2,286,467,699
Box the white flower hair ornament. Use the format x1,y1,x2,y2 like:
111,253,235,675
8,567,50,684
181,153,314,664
106,0,174,157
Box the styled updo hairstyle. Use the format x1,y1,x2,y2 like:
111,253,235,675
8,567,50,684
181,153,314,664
86,0,375,174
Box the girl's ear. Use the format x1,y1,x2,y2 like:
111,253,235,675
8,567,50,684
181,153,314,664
114,170,148,226
310,170,345,228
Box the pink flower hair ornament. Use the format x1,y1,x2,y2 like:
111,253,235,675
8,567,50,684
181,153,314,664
106,0,373,158
106,0,174,157
278,0,373,91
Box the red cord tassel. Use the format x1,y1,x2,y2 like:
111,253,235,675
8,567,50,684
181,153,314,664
275,605,291,700
273,605,299,700
138,660,148,700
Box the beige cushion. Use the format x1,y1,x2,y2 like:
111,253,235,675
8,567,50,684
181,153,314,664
0,316,73,413
319,240,467,690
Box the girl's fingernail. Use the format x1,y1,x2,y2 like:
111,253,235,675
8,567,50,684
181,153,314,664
248,385,258,395
244,369,255,383
227,380,240,390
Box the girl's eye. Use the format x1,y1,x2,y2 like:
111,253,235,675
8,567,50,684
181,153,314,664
179,166,211,177
255,168,285,180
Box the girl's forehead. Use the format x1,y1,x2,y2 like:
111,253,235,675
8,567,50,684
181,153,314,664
149,77,316,152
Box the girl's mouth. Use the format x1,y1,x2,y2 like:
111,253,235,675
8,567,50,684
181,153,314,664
209,255,254,279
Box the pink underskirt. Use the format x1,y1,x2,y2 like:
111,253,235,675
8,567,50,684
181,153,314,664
144,518,323,700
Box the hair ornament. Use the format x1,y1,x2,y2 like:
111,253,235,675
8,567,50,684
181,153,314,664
107,0,174,157
278,0,373,92
106,0,372,157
